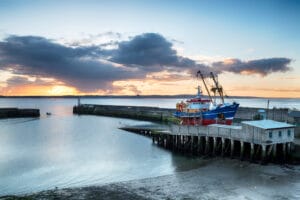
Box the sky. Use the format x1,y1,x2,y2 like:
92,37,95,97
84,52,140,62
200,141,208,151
0,0,299,97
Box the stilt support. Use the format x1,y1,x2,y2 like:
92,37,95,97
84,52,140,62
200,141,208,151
250,143,254,161
230,139,234,158
240,141,244,160
261,145,266,164
213,137,217,155
205,136,210,154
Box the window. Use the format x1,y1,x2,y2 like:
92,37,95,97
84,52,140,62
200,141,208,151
279,131,282,137
288,130,291,137
269,131,272,138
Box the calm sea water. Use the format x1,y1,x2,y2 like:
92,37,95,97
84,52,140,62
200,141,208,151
0,97,299,196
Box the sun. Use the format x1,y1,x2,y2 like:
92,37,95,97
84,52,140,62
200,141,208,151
47,85,78,96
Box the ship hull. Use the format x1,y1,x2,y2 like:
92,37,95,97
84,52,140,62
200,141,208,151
174,103,239,126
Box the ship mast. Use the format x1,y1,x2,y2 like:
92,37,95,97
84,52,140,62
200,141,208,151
210,72,224,104
196,70,213,102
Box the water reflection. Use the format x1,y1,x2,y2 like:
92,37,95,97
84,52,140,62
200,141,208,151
0,113,178,195
1,97,300,196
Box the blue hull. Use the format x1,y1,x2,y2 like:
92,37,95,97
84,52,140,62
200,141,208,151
174,102,239,125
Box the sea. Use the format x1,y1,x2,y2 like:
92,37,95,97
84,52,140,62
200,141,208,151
0,97,300,197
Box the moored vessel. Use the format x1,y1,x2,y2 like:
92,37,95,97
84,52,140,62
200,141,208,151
174,71,239,125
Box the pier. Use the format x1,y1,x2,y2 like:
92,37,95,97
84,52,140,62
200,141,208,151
121,120,295,164
0,108,40,119
74,104,298,163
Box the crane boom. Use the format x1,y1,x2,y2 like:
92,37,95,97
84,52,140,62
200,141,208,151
197,70,213,102
210,72,224,103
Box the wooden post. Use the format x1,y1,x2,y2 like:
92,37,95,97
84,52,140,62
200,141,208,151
272,144,277,160
230,139,234,158
240,141,244,160
174,135,177,150
287,142,291,155
221,138,225,156
191,136,194,154
261,145,266,164
213,137,217,155
198,136,201,154
283,143,286,161
267,145,273,161
180,135,183,151
205,136,210,154
250,143,255,161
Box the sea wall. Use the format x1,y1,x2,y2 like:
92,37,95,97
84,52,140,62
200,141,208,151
73,104,177,123
0,108,40,118
73,104,291,122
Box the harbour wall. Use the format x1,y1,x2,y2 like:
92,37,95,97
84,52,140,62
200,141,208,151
73,104,177,123
0,108,40,119
73,104,292,123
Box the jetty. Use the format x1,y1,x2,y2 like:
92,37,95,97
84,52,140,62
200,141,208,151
0,108,40,118
121,120,295,164
74,104,299,163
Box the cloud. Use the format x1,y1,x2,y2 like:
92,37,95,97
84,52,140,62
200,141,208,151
212,58,292,76
0,35,141,92
0,33,294,94
110,33,211,73
5,76,54,87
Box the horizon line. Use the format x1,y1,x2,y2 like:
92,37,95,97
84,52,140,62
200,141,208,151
0,94,299,99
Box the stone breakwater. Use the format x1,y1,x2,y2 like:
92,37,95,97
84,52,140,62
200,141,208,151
73,104,292,123
0,108,40,119
73,104,178,123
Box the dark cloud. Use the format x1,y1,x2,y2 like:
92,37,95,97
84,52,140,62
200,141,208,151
212,58,292,76
111,33,178,66
0,35,140,92
110,33,210,73
0,33,293,94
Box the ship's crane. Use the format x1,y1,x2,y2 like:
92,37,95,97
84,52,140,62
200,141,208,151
196,70,213,103
210,72,224,104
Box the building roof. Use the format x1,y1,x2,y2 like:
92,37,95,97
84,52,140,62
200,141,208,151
242,120,295,130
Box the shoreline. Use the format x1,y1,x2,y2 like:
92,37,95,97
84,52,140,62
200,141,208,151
2,158,300,200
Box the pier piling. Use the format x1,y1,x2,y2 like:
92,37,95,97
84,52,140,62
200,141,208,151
120,119,295,164
240,141,244,160
230,140,234,158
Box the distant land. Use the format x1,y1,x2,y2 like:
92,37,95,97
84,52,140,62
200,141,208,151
0,95,299,99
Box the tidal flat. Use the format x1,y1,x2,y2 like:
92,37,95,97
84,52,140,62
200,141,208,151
2,158,300,200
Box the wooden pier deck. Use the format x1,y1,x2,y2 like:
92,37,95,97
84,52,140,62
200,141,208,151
121,121,295,164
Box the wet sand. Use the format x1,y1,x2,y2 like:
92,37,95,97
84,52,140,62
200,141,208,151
2,158,300,200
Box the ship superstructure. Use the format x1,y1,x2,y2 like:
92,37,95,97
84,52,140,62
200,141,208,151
174,71,239,125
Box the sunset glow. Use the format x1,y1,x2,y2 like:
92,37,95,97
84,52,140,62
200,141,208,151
0,0,299,98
